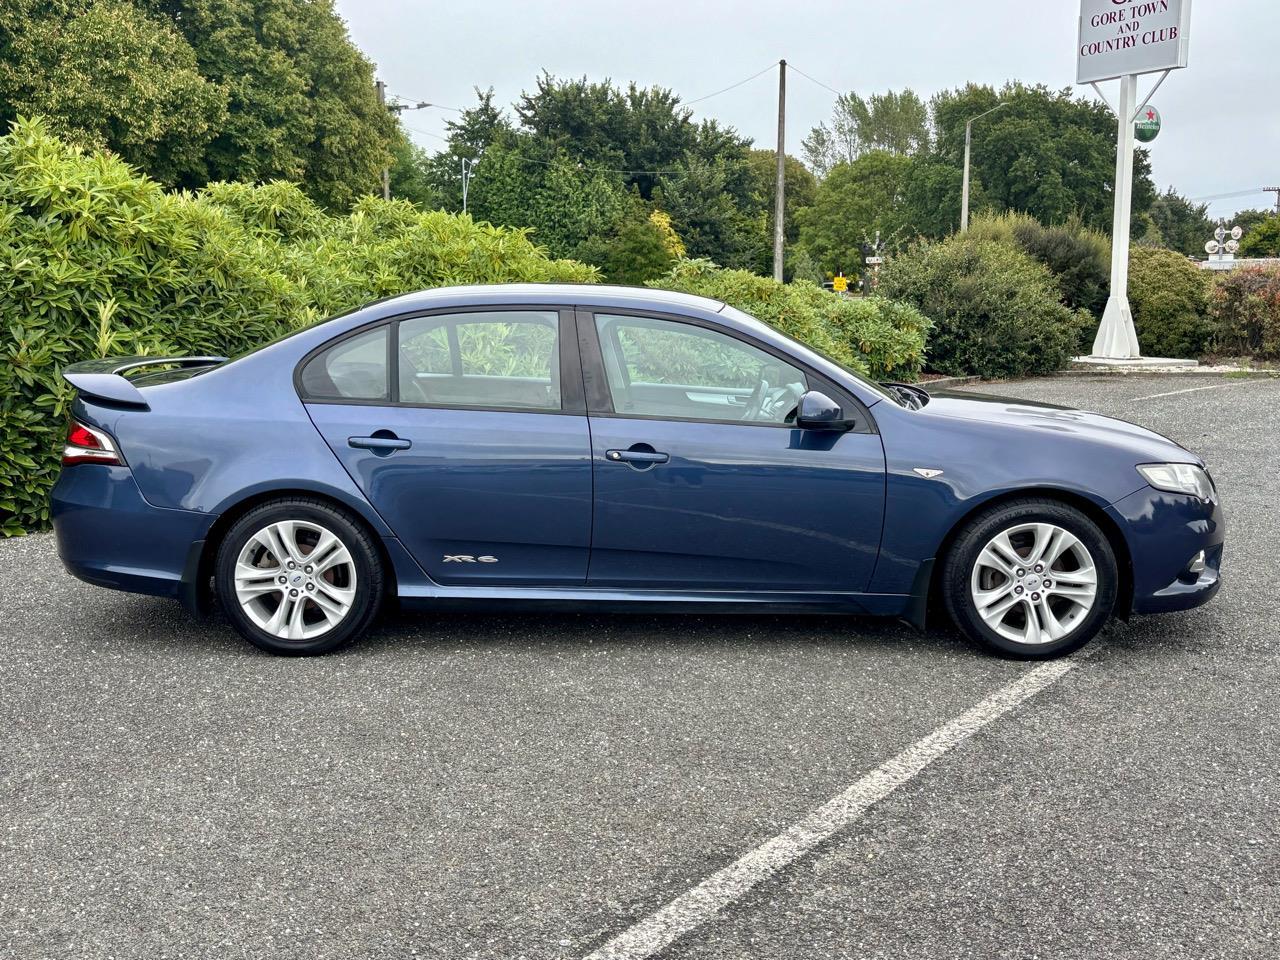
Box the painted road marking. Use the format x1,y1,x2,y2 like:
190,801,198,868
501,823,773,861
1129,382,1249,402
582,657,1082,960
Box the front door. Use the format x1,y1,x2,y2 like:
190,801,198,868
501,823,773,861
582,311,886,593
301,309,593,585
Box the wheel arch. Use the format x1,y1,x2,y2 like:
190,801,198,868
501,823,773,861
923,487,1134,627
181,488,398,615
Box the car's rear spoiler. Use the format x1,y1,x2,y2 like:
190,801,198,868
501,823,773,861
61,356,226,409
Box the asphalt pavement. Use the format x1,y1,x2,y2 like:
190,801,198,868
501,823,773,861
2,374,1277,959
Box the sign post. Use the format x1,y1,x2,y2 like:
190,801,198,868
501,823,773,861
1077,0,1193,360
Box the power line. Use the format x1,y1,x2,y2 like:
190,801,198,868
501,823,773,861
683,62,778,105
400,127,689,177
390,94,462,112
786,63,845,98
1189,187,1271,203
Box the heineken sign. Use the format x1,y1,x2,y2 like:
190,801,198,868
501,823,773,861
1134,106,1161,142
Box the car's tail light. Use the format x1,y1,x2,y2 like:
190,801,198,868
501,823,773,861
62,420,123,466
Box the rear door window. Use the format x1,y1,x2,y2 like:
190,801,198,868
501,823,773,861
398,311,561,410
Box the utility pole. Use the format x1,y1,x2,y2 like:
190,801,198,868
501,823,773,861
375,80,391,201
772,59,786,283
1266,187,1280,215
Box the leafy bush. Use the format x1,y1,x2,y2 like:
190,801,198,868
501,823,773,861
1210,265,1280,359
0,117,595,536
967,212,1111,316
650,259,930,379
879,233,1089,378
1127,247,1213,358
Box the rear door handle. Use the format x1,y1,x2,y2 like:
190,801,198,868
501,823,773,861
349,434,411,452
606,448,669,465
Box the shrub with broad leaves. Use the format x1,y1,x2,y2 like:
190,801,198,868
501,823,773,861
878,233,1089,378
650,259,930,380
0,117,595,536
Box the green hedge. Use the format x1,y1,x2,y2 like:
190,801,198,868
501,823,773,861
650,259,930,379
879,233,1090,378
1211,264,1280,359
1128,246,1214,358
0,117,595,536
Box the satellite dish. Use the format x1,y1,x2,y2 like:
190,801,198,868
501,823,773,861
1205,240,1221,255
1231,226,1244,240
1225,239,1240,253
1214,226,1227,242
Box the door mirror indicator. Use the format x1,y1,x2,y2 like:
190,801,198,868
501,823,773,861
796,390,853,432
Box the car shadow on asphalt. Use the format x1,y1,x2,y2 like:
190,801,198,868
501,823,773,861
97,590,987,661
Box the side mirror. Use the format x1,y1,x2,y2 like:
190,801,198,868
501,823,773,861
795,390,853,431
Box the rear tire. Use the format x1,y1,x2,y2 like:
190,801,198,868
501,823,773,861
942,498,1117,659
215,498,383,656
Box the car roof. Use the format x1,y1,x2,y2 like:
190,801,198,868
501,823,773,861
361,283,727,317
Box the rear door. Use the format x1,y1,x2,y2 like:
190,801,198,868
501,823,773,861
580,309,886,593
301,308,593,585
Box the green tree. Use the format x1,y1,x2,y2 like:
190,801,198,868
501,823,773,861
593,215,676,285
148,0,396,209
1239,215,1280,258
387,134,440,209
426,77,767,270
796,151,913,277
1,1,398,209
0,0,225,185
1144,188,1213,256
898,157,972,240
930,82,1155,231
422,88,509,210
802,89,929,178
655,157,766,270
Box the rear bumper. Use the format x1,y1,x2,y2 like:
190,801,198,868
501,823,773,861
51,465,213,600
1108,485,1225,616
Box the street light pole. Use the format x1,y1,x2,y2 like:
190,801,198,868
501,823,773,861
960,102,1008,232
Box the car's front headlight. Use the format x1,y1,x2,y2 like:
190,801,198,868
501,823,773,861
1137,463,1214,501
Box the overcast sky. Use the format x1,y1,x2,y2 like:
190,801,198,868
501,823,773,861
336,0,1276,221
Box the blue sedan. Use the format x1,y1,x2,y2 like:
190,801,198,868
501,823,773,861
51,285,1224,658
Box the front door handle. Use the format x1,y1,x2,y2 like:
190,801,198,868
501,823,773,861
606,448,669,465
349,434,411,453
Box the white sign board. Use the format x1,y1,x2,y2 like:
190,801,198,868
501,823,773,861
1077,0,1192,84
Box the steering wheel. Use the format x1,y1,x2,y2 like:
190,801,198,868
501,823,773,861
741,376,771,422
766,382,804,422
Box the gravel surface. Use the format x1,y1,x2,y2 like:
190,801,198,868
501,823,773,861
2,374,1276,959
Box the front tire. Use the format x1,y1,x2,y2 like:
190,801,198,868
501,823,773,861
215,498,383,656
942,498,1117,659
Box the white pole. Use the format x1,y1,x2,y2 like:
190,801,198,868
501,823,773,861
1093,73,1141,359
960,120,972,233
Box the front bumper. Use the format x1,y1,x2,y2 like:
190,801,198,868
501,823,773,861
51,465,213,599
1107,484,1225,616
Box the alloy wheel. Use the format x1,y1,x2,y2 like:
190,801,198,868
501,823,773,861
232,520,357,641
969,521,1099,646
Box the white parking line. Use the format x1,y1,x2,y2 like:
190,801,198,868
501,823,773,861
1129,383,1243,402
581,657,1082,960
